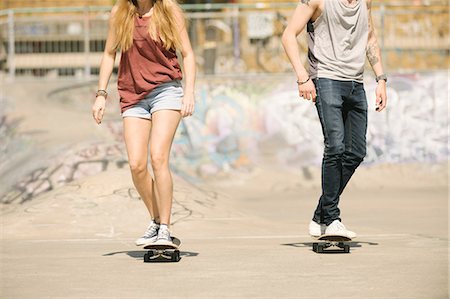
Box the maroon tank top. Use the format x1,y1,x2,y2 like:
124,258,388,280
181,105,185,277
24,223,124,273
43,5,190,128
117,15,183,112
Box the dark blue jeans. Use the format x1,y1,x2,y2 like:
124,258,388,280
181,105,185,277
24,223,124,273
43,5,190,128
312,78,368,225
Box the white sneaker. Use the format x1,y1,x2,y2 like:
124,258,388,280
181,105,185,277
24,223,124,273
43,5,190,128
135,221,160,246
309,221,326,237
154,225,174,246
325,220,356,238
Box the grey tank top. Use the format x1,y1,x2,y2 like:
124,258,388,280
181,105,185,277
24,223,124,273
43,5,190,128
307,0,368,82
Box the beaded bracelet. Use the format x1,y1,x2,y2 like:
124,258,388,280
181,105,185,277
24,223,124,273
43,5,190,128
95,89,108,99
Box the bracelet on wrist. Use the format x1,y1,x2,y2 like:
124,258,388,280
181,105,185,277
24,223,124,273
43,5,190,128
96,89,108,99
297,76,311,85
376,74,387,83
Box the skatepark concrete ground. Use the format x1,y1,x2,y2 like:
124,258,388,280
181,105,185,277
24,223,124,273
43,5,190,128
1,80,448,298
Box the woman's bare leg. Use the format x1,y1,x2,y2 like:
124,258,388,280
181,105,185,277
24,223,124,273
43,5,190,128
123,117,159,221
149,110,182,226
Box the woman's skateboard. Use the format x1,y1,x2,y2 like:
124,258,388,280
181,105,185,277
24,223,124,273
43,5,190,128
312,235,352,253
143,237,181,262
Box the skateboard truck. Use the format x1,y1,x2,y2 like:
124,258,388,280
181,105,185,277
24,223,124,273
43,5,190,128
144,249,181,262
143,237,181,262
312,235,352,253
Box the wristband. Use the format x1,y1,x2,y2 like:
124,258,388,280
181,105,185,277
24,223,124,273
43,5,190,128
376,74,387,83
296,77,311,85
96,89,108,99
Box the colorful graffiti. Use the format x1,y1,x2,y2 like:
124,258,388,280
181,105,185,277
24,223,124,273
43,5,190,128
172,72,449,177
171,79,264,179
1,72,447,203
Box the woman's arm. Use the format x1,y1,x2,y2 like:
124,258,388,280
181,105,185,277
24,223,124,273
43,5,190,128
281,0,320,101
92,6,118,124
366,0,387,112
175,9,196,118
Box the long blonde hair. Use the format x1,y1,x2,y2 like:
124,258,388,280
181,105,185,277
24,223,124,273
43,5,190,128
113,0,184,52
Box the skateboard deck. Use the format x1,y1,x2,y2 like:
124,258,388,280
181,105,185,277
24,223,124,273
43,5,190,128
312,234,352,253
143,237,181,262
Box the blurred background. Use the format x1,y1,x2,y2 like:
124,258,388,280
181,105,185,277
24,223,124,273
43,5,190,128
0,0,448,203
0,0,448,76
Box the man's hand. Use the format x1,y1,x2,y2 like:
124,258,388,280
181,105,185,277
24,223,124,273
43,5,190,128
282,0,319,96
367,0,387,113
92,96,106,124
298,78,317,102
375,80,387,112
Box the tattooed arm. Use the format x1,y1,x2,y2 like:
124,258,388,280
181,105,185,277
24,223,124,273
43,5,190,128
366,0,383,73
282,0,322,101
366,0,387,112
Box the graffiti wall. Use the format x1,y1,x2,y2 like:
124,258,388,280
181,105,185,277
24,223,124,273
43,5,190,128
1,72,448,203
172,72,449,178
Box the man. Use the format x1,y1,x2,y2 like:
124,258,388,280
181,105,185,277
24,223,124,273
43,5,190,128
282,0,387,237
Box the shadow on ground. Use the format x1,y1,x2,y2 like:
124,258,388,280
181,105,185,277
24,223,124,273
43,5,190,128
281,241,379,253
102,250,199,260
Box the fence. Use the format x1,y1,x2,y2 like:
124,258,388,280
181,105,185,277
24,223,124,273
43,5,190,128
0,2,448,80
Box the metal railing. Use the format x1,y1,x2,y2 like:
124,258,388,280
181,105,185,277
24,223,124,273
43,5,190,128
0,1,448,80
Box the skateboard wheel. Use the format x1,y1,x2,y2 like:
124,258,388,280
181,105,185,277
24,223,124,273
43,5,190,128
144,251,154,262
317,244,324,253
312,243,318,252
171,250,180,262
344,245,350,253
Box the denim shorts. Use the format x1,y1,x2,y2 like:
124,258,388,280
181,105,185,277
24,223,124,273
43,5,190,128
122,80,184,119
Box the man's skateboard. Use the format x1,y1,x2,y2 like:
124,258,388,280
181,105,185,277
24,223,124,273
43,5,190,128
143,237,181,262
312,235,352,253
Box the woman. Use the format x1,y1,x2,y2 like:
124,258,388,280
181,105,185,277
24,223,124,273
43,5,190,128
92,0,195,246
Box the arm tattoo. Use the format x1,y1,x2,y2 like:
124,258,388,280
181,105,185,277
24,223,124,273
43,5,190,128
367,42,379,66
300,0,311,5
366,1,379,66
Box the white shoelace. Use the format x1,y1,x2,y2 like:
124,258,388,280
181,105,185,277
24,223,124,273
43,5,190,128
143,224,159,238
157,228,170,240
